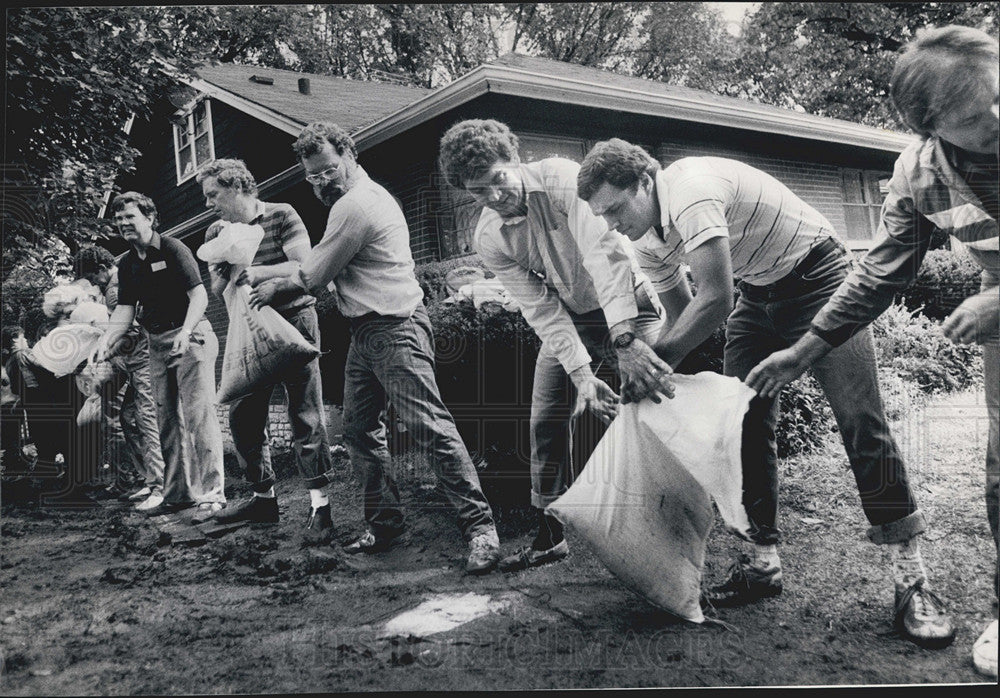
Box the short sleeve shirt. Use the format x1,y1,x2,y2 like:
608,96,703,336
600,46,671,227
117,233,203,334
205,201,315,315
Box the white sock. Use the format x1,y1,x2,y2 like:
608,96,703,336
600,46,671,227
255,488,276,499
309,489,328,509
889,536,928,591
753,544,781,570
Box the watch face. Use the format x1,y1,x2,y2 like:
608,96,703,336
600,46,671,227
614,332,635,348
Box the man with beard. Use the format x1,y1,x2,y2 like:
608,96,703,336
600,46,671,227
250,122,502,574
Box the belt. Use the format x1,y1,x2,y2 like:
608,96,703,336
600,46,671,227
349,307,418,330
739,237,844,302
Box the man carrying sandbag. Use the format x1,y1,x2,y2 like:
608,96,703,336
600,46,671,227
196,159,337,546
248,122,502,574
97,192,225,518
576,139,955,648
73,246,166,510
747,26,998,677
437,120,684,572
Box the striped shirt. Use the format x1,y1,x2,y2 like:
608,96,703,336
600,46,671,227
206,200,315,315
633,157,837,287
811,136,998,347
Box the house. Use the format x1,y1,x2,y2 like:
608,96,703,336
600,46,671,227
112,53,915,413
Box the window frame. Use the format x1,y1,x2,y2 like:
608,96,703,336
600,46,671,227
172,98,216,185
841,168,891,243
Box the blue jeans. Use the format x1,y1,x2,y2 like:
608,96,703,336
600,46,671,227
228,306,334,493
343,303,495,542
147,320,225,505
530,285,665,508
725,238,925,546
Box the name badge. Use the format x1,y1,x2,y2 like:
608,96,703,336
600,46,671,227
151,261,167,272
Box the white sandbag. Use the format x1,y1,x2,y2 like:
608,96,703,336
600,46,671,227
31,324,105,377
68,301,110,330
76,393,103,426
196,222,266,266
217,282,320,404
42,282,100,320
75,360,115,397
547,372,755,623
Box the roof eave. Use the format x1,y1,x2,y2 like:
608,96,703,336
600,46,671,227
354,63,916,154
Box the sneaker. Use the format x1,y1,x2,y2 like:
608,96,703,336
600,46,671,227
301,504,336,547
214,496,279,525
498,539,569,572
466,529,501,575
702,554,783,608
343,527,407,554
142,500,194,517
120,486,152,503
972,619,998,679
134,492,165,512
190,501,225,525
894,580,955,649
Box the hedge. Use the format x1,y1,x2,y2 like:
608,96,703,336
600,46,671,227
895,247,984,320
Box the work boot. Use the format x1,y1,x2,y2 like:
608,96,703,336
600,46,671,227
498,539,569,572
972,619,998,679
214,496,279,525
894,580,955,649
301,504,335,547
702,554,783,608
466,528,500,575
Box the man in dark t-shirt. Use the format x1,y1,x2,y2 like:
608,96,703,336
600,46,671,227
98,192,225,518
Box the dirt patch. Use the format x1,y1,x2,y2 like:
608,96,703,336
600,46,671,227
0,388,995,692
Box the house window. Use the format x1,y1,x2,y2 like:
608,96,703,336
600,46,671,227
436,133,590,260
173,99,216,184
841,168,890,241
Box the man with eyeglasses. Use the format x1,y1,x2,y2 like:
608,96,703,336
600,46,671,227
250,122,503,574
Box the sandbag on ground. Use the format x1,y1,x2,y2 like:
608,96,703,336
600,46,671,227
547,372,755,623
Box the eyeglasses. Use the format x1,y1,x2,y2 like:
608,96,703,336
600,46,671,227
304,163,341,185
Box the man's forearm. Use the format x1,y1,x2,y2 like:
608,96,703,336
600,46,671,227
789,330,835,366
653,294,730,368
181,289,208,334
252,261,303,283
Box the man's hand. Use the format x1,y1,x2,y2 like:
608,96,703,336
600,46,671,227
571,375,621,424
213,262,233,281
248,279,281,310
942,291,1000,345
616,339,675,404
168,331,191,367
236,266,261,288
745,348,811,398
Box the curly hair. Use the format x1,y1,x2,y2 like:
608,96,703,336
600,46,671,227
293,122,357,160
577,138,660,201
73,245,116,280
891,25,999,136
195,158,258,195
438,119,520,189
111,191,159,230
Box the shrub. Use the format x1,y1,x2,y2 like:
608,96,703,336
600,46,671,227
871,301,982,395
415,255,492,304
895,247,983,320
777,374,836,457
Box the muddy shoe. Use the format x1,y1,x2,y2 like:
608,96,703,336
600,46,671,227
894,580,955,649
972,618,998,679
301,504,335,547
343,528,407,554
465,529,500,575
214,496,279,525
190,501,225,525
498,539,569,572
119,486,151,503
702,555,782,608
143,500,195,518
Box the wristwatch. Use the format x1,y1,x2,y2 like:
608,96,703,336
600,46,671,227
613,331,635,350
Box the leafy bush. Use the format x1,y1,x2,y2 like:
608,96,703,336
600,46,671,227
777,375,836,458
415,255,491,304
896,247,983,320
871,301,982,395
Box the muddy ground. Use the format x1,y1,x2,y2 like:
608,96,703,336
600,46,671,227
1,387,996,693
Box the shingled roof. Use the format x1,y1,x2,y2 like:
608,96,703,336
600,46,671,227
191,62,430,134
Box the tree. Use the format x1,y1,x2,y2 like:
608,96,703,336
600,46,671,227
738,2,1000,128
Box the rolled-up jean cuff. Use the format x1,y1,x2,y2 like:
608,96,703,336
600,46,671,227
531,489,566,509
252,478,276,494
304,473,333,490
866,510,927,545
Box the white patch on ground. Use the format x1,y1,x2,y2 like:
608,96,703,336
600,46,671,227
382,592,510,637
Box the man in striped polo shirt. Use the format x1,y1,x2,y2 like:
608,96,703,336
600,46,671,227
577,139,954,648
197,159,336,546
748,25,998,676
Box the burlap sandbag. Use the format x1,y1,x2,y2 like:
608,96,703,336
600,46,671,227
547,372,755,623
217,282,320,404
